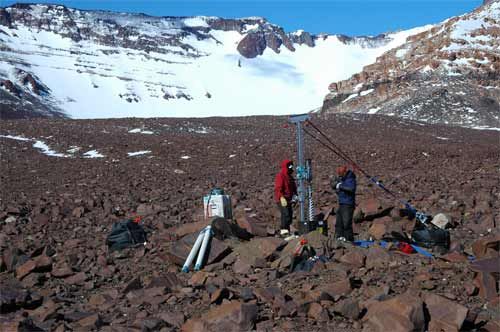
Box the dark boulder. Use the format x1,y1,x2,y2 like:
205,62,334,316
237,32,267,58
0,8,11,27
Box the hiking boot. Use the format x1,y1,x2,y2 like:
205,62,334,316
285,234,299,241
334,236,353,249
280,229,290,237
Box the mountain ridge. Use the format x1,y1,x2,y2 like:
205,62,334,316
0,2,431,119
0,2,398,57
321,0,500,129
2,1,497,129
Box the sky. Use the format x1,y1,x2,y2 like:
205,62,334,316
2,0,483,36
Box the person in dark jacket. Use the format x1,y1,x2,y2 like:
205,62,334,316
274,159,298,235
331,165,356,241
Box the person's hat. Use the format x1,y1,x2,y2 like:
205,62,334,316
336,165,348,176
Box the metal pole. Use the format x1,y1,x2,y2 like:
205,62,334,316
289,114,310,234
305,159,314,225
296,121,306,233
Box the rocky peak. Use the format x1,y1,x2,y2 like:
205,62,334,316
336,33,389,48
0,4,216,57
236,32,267,58
206,17,266,33
16,69,49,96
289,30,315,47
321,0,500,128
1,79,20,96
236,24,296,58
0,3,409,60
0,8,12,27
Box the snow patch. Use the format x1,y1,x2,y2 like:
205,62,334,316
353,83,364,92
1,135,77,158
450,17,484,40
476,58,490,64
183,17,209,28
128,128,154,134
368,107,380,114
360,89,374,97
186,126,211,134
342,93,358,103
420,65,433,73
83,150,105,158
244,23,259,32
0,134,31,141
180,155,191,159
472,126,500,131
128,150,151,156
33,140,70,157
396,48,408,58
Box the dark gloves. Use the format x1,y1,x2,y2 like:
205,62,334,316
331,177,342,191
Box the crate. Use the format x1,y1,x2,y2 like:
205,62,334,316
203,194,232,219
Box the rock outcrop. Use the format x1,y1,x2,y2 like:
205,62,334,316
322,0,500,128
237,32,268,58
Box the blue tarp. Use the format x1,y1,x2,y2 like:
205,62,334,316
353,239,433,258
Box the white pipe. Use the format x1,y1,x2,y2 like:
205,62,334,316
182,228,205,273
194,225,212,271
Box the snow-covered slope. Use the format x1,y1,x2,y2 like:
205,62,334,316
322,0,500,129
0,3,431,119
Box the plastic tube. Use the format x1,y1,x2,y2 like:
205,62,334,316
182,228,205,273
194,225,212,271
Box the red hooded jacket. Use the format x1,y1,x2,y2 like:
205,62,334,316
274,160,297,203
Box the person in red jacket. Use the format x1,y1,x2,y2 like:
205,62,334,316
274,159,298,235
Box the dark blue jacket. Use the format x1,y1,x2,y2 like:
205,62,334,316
334,170,356,206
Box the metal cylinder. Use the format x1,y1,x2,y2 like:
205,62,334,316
194,225,212,271
182,228,205,273
305,159,313,182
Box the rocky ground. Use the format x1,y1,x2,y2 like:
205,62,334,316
0,114,499,331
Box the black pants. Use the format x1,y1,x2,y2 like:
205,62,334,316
336,204,354,241
277,203,293,230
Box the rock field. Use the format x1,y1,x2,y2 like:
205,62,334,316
0,114,499,331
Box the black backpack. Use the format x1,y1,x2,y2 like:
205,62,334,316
411,223,450,251
106,220,147,252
